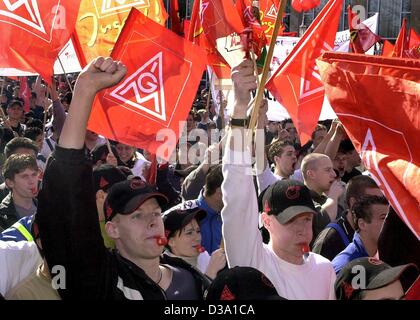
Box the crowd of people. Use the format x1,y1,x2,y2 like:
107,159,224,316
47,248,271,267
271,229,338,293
0,56,418,300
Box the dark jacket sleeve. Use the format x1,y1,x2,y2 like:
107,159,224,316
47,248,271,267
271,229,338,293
36,146,113,299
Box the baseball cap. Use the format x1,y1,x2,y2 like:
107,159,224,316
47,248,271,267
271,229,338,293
261,179,317,224
104,177,168,222
335,257,419,300
205,266,286,300
92,164,127,193
162,207,207,239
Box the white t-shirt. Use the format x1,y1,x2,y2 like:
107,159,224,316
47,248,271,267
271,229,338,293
222,149,336,300
0,241,42,296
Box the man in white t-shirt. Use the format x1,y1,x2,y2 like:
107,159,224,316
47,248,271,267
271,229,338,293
221,58,336,300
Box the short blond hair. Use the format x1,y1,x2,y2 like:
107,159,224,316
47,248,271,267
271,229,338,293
301,153,330,180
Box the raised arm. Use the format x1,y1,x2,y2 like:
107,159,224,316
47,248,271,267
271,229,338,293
36,58,126,299
221,59,266,268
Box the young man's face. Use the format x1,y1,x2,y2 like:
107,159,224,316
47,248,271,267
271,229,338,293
6,168,39,198
274,145,297,177
284,123,297,141
333,152,347,178
7,104,23,121
110,198,165,260
360,203,388,245
269,213,313,260
309,157,336,193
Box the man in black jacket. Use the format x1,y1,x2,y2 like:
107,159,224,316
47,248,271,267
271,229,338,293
37,57,210,300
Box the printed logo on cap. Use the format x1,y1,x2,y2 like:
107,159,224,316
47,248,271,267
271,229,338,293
286,185,301,200
220,285,235,300
130,178,146,190
99,176,109,189
342,281,355,299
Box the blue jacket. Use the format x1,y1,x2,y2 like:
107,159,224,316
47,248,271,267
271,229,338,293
332,232,369,274
0,214,34,242
196,192,222,255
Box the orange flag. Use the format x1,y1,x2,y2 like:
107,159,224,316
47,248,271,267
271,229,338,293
74,0,168,66
266,0,343,145
317,52,420,240
88,8,207,161
0,0,81,83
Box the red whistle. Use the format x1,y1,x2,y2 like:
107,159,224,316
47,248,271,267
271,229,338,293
154,236,168,246
31,188,37,195
194,245,205,253
301,244,310,254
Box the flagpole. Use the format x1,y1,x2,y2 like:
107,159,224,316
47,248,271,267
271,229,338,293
206,72,212,112
247,0,287,131
57,56,74,94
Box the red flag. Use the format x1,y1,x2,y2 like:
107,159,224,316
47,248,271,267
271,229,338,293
88,8,207,161
18,77,31,113
169,0,183,35
249,0,285,41
348,5,380,53
74,0,168,67
0,0,81,83
266,0,343,145
392,18,409,58
317,52,420,240
382,40,395,57
200,0,246,67
407,29,420,59
187,0,231,79
236,0,267,58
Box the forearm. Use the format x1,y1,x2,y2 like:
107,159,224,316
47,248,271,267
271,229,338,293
52,100,66,137
58,86,95,149
324,131,343,161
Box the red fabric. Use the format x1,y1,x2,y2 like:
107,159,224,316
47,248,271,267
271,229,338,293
292,0,320,13
147,154,158,186
249,0,284,41
200,0,245,47
407,29,420,59
266,0,343,145
318,52,420,240
74,0,168,67
88,8,207,161
169,0,183,35
405,276,420,300
348,5,380,54
18,77,31,113
187,1,231,79
392,18,409,58
382,40,395,57
0,0,81,83
236,0,267,58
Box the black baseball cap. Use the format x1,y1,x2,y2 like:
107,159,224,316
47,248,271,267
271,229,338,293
205,266,286,300
104,177,168,222
335,257,419,300
162,207,207,239
92,164,127,193
261,179,317,224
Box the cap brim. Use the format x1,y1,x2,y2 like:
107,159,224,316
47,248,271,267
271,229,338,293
122,193,168,214
276,206,317,224
367,263,419,291
182,209,207,227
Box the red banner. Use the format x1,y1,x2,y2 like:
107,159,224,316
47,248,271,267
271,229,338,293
266,0,343,145
88,8,207,160
318,52,420,240
0,0,81,83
